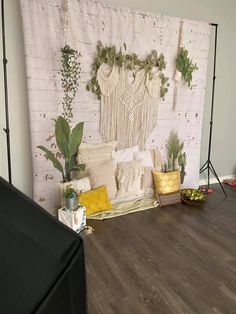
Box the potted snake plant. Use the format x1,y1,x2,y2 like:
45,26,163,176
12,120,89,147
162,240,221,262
38,115,85,183
37,116,85,206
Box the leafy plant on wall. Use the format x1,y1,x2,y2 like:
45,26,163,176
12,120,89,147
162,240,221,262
38,45,84,185
61,45,81,122
37,116,85,183
175,47,198,88
86,41,169,100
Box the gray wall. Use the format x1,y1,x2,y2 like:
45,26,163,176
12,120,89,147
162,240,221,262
0,0,235,197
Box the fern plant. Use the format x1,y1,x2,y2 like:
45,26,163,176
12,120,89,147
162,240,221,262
166,130,187,184
167,131,183,171
176,47,198,88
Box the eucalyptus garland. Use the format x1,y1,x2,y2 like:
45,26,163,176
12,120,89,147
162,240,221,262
61,45,81,122
176,47,198,88
86,41,169,100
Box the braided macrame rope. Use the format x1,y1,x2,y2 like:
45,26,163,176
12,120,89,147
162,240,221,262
63,0,69,46
173,20,184,111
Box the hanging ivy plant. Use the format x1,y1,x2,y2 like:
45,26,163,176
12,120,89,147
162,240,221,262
175,47,198,88
86,41,169,100
61,45,81,122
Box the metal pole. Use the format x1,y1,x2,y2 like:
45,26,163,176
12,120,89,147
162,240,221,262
199,23,227,198
207,23,218,162
1,0,12,184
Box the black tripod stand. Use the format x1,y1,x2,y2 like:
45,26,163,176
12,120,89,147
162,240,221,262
200,23,227,198
1,0,12,184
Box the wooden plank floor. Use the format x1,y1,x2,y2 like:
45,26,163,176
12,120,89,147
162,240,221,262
84,184,236,313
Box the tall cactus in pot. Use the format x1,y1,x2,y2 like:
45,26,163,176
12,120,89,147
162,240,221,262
37,116,85,182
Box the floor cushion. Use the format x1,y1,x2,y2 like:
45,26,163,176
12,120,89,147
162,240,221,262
79,185,111,216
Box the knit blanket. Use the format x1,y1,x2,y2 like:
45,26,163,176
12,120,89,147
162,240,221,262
87,196,158,220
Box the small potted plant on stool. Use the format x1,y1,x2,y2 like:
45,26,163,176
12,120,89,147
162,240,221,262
64,185,78,211
58,185,86,232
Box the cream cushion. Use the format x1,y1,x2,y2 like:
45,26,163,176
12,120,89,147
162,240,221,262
133,150,154,167
112,145,139,163
77,141,117,164
88,160,117,200
116,160,144,198
150,149,163,171
141,167,154,190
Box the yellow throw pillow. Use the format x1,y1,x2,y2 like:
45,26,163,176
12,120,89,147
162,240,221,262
152,170,180,195
79,185,111,216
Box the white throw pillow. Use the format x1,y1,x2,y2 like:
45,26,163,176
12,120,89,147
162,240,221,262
116,160,144,198
72,177,91,193
133,150,154,168
112,145,139,163
141,167,154,189
150,149,163,171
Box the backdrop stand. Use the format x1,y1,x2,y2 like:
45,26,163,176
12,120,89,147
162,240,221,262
1,0,12,184
200,23,227,198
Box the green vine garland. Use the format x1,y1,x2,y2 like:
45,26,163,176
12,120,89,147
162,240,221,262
61,45,81,122
176,47,198,88
86,41,169,100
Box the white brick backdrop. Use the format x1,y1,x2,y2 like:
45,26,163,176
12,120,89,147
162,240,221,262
20,0,210,214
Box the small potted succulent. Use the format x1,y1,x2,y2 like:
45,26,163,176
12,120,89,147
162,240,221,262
64,185,78,211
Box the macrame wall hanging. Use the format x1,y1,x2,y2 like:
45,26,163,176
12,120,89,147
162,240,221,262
173,21,184,111
87,43,169,150
98,64,161,149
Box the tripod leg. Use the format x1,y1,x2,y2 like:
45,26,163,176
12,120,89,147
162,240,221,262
207,164,210,189
209,161,227,198
200,165,208,174
200,160,208,172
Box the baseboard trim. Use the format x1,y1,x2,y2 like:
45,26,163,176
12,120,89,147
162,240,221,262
199,174,236,186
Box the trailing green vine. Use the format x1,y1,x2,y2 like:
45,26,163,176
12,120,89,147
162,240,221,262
61,45,81,122
86,41,169,100
176,47,198,88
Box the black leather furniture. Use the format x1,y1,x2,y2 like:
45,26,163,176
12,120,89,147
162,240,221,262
0,177,87,314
